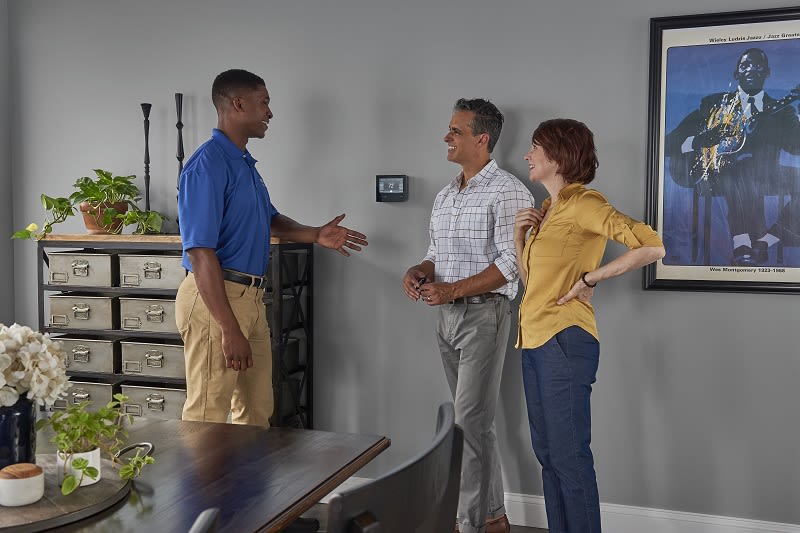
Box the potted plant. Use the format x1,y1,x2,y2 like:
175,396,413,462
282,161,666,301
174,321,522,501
11,169,167,240
35,393,155,495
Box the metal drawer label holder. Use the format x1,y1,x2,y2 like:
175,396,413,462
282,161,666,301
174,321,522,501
145,350,164,368
143,261,163,279
71,388,90,404
72,303,91,320
71,344,91,363
72,259,90,277
145,305,165,323
146,393,165,411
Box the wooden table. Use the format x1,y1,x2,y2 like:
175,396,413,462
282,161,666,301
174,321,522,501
31,419,390,533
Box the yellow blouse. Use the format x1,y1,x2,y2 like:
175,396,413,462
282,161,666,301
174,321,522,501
516,183,663,349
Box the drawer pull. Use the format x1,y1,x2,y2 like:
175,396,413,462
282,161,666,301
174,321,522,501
121,273,141,286
122,317,142,330
146,394,165,411
71,345,91,363
72,303,91,320
49,271,69,284
145,305,165,323
143,261,163,279
71,259,90,277
145,350,164,368
72,389,90,403
50,314,69,327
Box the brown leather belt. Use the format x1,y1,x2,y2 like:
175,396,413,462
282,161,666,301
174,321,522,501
449,293,504,305
222,269,268,289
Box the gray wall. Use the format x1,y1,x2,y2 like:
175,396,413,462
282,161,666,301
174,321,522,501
0,0,12,324
8,0,800,525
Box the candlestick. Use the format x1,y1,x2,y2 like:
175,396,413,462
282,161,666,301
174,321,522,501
141,103,152,212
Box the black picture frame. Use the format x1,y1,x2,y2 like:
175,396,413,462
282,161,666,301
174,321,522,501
645,7,800,293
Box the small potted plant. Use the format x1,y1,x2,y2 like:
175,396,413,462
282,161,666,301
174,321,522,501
12,169,167,240
35,393,155,495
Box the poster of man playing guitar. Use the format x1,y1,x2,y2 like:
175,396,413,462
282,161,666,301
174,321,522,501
663,42,800,268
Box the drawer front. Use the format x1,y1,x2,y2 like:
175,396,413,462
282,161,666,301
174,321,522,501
121,341,185,379
49,295,115,330
119,254,184,289
51,381,114,412
57,336,116,374
48,252,113,287
119,297,178,333
121,385,186,420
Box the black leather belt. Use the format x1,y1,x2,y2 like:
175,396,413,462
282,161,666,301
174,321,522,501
449,293,504,305
222,270,268,289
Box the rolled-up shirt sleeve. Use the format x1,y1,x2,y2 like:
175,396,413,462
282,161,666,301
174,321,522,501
576,190,663,248
493,185,535,281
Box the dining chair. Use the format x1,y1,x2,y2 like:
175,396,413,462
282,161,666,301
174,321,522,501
325,401,463,533
187,507,221,533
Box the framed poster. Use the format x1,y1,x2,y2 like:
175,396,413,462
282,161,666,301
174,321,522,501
644,7,800,292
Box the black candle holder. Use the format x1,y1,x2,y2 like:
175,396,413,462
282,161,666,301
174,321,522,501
176,93,184,187
141,103,152,212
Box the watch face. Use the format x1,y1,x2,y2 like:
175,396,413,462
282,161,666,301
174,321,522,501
378,177,404,193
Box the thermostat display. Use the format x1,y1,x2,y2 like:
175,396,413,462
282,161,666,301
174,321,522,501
376,175,408,202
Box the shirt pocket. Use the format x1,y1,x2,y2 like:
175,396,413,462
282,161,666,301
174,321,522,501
454,205,491,239
533,222,574,257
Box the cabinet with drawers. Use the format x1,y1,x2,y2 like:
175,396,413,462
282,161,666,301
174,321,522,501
37,235,313,428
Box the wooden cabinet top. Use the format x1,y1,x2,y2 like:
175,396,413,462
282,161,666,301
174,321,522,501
41,234,283,244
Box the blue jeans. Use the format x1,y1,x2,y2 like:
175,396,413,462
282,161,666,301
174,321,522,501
521,326,601,533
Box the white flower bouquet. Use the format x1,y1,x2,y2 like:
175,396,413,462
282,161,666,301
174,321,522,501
0,323,70,407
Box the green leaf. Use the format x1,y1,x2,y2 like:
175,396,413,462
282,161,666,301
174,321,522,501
83,466,99,479
61,475,79,495
71,457,89,469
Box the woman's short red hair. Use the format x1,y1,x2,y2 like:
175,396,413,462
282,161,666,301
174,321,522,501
532,118,598,184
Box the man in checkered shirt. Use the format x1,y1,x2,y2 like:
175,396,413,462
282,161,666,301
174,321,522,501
402,98,535,533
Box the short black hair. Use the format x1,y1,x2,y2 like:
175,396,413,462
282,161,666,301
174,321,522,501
453,98,504,153
737,47,769,68
212,69,266,110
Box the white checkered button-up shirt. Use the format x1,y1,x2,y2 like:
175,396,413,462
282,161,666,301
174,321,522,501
423,159,535,300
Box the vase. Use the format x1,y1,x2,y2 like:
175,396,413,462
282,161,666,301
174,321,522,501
0,395,37,470
79,201,128,234
57,447,102,487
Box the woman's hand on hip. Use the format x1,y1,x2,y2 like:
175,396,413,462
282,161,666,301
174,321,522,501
557,279,594,305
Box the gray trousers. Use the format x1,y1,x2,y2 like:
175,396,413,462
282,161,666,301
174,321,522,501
437,296,511,533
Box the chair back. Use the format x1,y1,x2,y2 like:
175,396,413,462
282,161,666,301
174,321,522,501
187,507,220,533
326,402,463,533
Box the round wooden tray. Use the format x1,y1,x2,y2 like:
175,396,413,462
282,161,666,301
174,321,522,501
0,455,130,532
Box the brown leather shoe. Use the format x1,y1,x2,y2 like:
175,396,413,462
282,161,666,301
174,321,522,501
485,514,510,533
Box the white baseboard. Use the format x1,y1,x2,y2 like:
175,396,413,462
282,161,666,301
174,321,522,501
324,479,800,533
504,491,800,533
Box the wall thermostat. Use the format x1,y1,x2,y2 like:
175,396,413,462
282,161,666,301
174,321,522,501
376,175,408,202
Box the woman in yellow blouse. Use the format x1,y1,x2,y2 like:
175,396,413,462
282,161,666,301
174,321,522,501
514,118,665,533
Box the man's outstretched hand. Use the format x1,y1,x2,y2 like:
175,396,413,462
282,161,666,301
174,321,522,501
317,214,369,256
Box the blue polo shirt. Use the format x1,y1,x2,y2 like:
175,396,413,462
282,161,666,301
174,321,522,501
179,129,278,276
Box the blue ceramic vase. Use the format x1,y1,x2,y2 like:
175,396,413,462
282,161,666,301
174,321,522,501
0,395,37,469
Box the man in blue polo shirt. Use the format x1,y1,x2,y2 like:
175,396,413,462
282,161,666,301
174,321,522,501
177,69,368,427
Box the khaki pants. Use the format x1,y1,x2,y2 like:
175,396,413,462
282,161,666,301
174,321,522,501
176,273,273,426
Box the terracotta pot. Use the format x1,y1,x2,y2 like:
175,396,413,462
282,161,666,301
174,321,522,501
79,201,128,234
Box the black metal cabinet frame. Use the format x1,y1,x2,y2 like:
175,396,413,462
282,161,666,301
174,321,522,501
36,235,313,428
